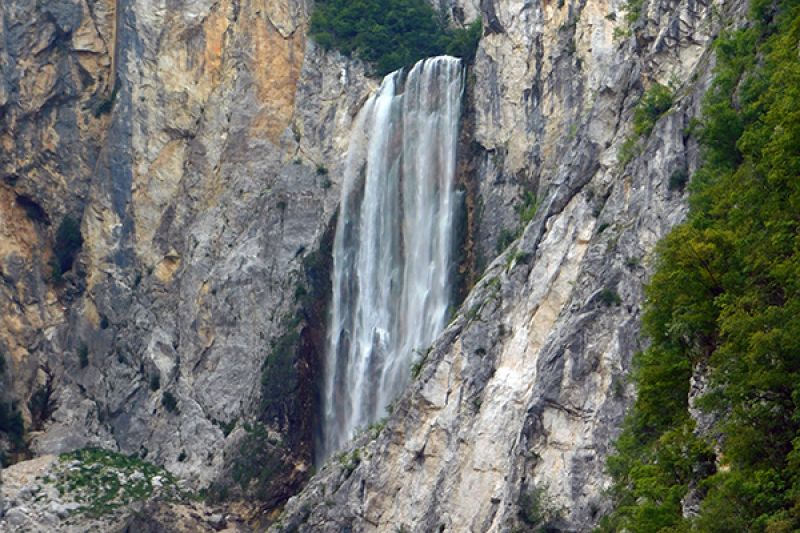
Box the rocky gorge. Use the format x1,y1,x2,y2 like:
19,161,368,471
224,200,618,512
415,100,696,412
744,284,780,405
0,0,754,530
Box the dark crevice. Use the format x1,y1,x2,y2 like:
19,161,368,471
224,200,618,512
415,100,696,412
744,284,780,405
452,62,482,306
15,194,50,225
209,214,337,511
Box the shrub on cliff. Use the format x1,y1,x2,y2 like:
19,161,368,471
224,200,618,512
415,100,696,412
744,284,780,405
161,391,179,413
309,0,481,75
445,19,482,64
632,83,672,137
618,83,673,167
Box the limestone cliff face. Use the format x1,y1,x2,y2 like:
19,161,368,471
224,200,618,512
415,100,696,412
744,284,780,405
276,0,736,530
0,0,743,529
67,0,373,494
0,0,116,461
1,0,374,502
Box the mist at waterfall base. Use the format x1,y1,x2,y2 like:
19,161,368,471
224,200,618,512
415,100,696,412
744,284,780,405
318,56,465,462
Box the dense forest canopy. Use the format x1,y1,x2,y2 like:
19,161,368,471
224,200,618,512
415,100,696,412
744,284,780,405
600,0,800,530
309,0,482,75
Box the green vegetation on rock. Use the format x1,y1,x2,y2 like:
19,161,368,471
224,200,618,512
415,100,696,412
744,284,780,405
619,83,674,167
632,83,673,137
260,314,301,422
207,420,293,506
598,288,622,307
161,391,179,413
309,0,481,75
149,373,161,391
78,343,89,368
518,486,563,530
229,423,288,499
0,401,24,447
336,447,362,478
496,191,539,253
600,0,800,530
42,448,185,517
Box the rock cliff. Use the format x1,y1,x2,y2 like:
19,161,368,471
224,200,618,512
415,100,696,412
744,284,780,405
0,0,744,529
277,0,737,529
1,0,375,516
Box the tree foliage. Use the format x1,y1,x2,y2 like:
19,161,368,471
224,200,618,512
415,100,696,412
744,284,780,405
619,83,674,168
601,0,800,530
309,0,481,75
633,83,673,137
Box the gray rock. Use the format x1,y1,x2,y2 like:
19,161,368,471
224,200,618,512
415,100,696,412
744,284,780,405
40,510,59,526
48,501,77,519
2,0,373,501
5,507,31,527
208,513,224,527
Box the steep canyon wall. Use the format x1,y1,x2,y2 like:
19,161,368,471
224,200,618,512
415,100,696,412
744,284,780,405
278,0,738,529
0,0,743,529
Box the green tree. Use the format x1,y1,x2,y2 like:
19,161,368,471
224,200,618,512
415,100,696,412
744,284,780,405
309,0,481,75
601,0,800,530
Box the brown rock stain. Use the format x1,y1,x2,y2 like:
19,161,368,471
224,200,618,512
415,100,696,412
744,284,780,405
203,0,231,86
83,298,101,329
0,186,63,367
19,64,57,112
154,250,181,283
249,14,305,143
0,187,39,260
194,281,215,348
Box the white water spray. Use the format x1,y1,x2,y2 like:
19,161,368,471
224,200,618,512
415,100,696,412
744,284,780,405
319,56,464,461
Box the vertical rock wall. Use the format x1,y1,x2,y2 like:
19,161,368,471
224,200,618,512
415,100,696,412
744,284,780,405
0,0,375,502
0,0,116,459
275,0,742,530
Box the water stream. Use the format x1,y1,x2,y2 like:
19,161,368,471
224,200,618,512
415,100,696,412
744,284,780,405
319,56,464,461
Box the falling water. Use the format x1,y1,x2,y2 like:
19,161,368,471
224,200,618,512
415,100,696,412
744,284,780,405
319,56,464,461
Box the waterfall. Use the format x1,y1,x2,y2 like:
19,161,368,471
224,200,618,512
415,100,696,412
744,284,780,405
319,56,464,461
